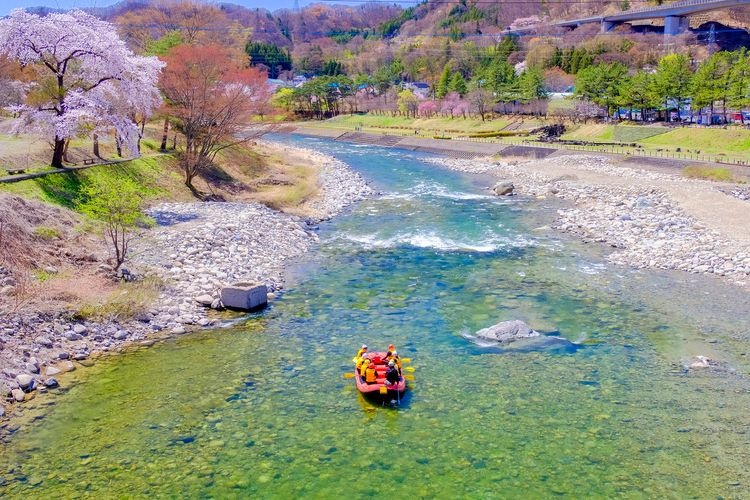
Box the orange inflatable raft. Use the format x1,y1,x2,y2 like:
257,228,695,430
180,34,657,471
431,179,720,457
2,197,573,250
354,351,406,396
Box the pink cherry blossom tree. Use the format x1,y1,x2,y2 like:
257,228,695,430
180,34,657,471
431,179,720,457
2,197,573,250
0,9,163,168
418,99,438,118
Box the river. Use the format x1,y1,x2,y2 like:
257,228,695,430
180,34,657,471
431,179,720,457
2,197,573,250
2,136,750,497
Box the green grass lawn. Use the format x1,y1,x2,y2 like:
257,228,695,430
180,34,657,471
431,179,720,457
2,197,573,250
0,155,185,208
322,114,513,134
639,127,750,156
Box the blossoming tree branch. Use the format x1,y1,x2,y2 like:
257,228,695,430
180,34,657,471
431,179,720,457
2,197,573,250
0,9,164,168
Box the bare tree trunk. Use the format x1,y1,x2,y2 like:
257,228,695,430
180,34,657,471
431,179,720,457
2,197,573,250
160,118,170,151
51,136,65,168
138,120,146,154
93,133,101,159
62,139,71,163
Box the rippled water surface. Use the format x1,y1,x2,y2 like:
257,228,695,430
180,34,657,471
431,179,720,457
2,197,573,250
2,137,750,498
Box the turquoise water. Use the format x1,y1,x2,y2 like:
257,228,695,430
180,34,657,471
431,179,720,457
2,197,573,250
2,137,750,498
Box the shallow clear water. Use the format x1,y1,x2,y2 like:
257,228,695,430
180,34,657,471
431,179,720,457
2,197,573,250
2,137,750,498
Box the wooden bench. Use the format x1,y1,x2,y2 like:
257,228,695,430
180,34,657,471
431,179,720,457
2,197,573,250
6,168,26,175
83,158,96,165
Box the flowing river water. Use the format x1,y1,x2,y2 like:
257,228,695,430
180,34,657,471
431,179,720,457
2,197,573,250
2,137,750,497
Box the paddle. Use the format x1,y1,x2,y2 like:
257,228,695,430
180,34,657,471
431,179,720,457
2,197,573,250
404,366,415,373
343,373,356,379
404,374,415,382
400,358,411,363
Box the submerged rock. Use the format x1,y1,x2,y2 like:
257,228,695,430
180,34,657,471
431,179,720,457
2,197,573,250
689,355,711,369
474,320,540,343
463,320,582,353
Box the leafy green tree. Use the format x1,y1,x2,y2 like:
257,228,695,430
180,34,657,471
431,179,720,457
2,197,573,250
373,67,393,100
517,67,548,102
618,71,655,121
575,63,628,117
449,72,467,96
78,173,153,271
436,64,452,99
728,49,750,122
651,53,693,122
245,41,292,79
272,87,296,113
397,88,419,117
293,76,353,119
691,51,733,122
482,58,516,96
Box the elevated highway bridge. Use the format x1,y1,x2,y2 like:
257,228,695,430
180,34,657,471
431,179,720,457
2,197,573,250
510,0,750,36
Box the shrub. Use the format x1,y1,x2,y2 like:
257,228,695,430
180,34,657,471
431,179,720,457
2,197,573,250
33,225,61,240
77,173,154,271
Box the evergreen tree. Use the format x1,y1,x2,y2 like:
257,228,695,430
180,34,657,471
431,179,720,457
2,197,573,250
517,67,548,102
728,49,750,123
449,72,467,96
437,63,452,99
575,63,628,117
245,41,292,79
483,58,516,96
322,59,344,76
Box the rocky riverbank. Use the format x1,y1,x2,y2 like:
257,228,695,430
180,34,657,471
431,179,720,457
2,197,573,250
429,154,750,287
0,142,371,417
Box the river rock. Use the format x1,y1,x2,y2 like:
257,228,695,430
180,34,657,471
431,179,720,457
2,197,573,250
45,366,61,376
73,324,87,335
194,294,214,307
35,336,53,348
492,181,515,196
11,388,25,402
474,320,540,343
58,361,75,373
0,405,5,417
44,378,59,388
16,374,35,391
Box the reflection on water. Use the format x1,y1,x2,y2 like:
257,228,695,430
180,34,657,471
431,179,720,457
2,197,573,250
2,136,750,497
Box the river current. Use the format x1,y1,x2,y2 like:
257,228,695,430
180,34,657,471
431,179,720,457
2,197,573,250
2,136,750,497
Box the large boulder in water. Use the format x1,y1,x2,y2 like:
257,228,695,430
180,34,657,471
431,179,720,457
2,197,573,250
492,181,515,196
474,320,539,343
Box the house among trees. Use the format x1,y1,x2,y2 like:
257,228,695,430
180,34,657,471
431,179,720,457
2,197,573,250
405,82,431,99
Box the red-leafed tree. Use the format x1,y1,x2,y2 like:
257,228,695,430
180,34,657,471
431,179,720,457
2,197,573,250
159,44,270,197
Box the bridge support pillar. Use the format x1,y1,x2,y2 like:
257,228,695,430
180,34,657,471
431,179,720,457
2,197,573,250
601,20,617,32
664,15,689,36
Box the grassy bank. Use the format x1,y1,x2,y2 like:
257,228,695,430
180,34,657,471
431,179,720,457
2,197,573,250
319,114,537,135
312,113,750,164
0,122,323,319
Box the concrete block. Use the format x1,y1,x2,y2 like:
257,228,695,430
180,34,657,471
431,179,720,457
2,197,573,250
220,282,268,311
